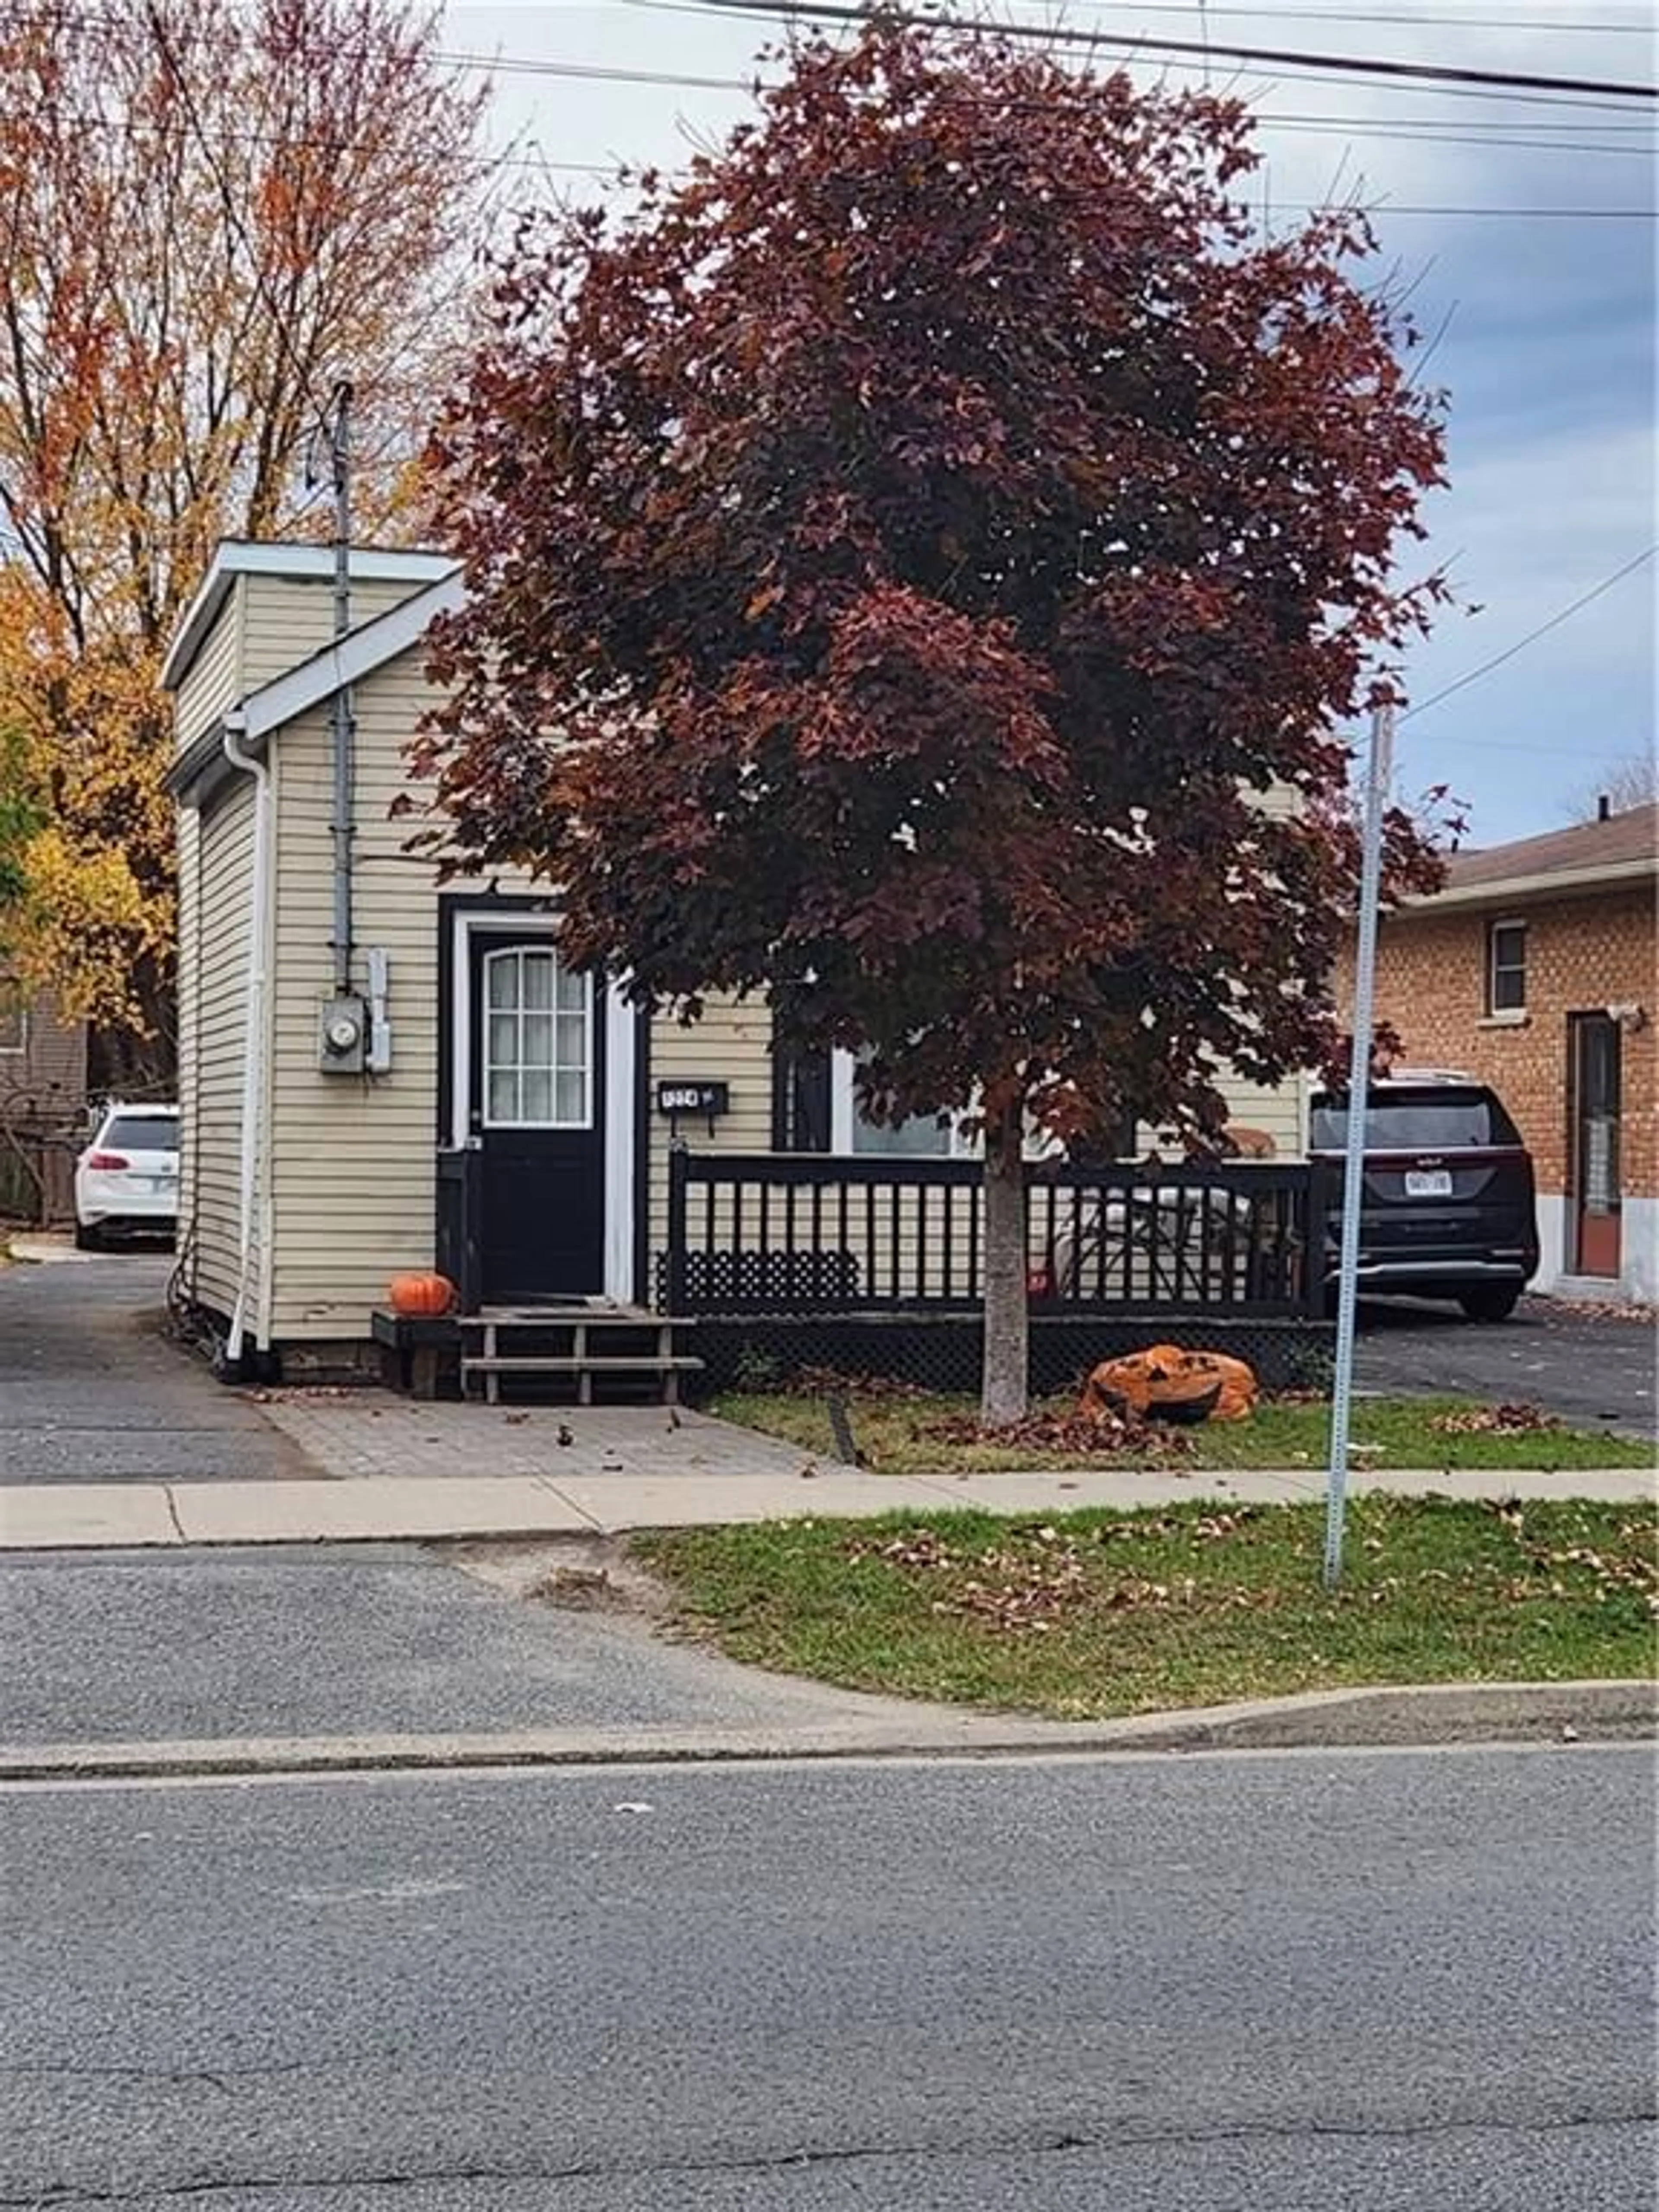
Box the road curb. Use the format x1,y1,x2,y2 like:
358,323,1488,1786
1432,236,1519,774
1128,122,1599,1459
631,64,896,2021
3,1680,1650,1782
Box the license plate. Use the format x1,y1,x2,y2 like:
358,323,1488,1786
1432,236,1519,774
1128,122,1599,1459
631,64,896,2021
1405,1169,1453,1199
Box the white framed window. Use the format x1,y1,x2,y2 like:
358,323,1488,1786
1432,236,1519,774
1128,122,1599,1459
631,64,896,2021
826,1051,1068,1161
0,979,26,1055
1487,919,1527,1014
482,947,591,1128
829,1049,974,1157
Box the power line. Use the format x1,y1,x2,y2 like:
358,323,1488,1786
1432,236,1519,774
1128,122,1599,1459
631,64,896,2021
668,0,1659,101
1401,546,1659,723
7,0,1654,32
16,46,1653,183
6,0,1652,116
613,0,1657,113
1254,118,1652,156
1058,2,1652,28
507,154,1656,213
8,3,1656,225
1325,203,1655,215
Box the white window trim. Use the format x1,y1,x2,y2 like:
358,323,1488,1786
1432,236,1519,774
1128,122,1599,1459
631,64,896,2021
448,911,636,1303
828,1048,975,1158
826,1050,1065,1161
480,947,594,1132
1486,916,1528,1016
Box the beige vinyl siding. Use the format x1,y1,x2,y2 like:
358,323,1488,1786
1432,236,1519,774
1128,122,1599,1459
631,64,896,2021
173,584,243,750
1213,1068,1308,1158
240,575,431,692
1211,776,1309,1152
265,665,446,1339
175,804,199,1271
181,776,258,1320
646,994,775,1297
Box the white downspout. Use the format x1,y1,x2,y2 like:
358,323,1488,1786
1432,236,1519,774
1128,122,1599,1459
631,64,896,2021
221,712,272,1366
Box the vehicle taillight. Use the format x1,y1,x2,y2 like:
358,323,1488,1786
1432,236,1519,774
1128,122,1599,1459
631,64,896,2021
86,1151,130,1170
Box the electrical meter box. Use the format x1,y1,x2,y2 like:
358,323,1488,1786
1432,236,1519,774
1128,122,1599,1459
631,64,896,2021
317,994,369,1074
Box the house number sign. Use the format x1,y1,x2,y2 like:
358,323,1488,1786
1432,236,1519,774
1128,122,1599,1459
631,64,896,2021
656,1080,731,1137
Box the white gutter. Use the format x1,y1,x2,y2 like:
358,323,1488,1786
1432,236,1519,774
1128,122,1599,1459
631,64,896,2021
220,712,273,1365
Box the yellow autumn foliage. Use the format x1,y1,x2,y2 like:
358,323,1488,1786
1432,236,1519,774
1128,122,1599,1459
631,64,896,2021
0,0,494,1071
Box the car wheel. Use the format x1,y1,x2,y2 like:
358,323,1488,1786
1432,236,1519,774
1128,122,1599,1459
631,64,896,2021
1459,1286,1521,1323
74,1221,104,1252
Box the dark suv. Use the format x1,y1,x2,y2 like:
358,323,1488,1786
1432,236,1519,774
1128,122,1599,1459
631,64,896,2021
1309,1072,1539,1321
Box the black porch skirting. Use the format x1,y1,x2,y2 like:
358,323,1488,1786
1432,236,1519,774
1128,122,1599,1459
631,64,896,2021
687,1312,1335,1399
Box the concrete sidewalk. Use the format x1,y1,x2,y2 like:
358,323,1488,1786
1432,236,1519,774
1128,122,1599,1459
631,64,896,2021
0,1459,1650,1549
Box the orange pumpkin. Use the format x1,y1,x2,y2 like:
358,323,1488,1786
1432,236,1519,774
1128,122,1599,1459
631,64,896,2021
388,1271,457,1319
1080,1343,1259,1424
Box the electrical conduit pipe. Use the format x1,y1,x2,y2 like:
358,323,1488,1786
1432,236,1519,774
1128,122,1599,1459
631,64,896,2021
220,712,273,1368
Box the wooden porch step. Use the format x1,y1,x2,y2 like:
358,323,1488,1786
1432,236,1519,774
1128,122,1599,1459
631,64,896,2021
459,1308,696,1406
460,1321,701,1403
461,1356,703,1374
458,1306,652,1328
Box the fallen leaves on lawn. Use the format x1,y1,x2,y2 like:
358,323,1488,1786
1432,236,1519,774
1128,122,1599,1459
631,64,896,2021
1492,1501,1659,1614
1432,1402,1562,1436
843,1510,1263,1633
920,1408,1192,1458
793,1367,930,1400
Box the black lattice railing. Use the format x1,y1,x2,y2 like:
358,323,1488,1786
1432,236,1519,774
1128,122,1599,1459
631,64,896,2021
662,1150,1326,1319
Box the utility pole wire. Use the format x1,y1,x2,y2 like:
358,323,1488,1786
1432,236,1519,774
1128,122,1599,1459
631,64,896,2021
1402,546,1659,723
687,0,1659,101
138,0,335,446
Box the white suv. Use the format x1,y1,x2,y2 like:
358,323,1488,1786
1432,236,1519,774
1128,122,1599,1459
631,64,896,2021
73,1103,180,1250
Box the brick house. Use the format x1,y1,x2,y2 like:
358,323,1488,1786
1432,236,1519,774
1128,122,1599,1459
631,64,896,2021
1356,801,1657,1304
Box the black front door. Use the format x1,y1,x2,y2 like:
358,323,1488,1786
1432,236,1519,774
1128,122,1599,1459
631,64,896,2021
470,936,607,1303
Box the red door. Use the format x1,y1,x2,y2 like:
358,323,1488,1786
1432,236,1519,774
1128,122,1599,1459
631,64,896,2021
1570,1013,1621,1278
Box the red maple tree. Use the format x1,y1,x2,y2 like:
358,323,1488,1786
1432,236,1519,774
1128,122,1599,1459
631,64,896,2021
416,23,1450,1420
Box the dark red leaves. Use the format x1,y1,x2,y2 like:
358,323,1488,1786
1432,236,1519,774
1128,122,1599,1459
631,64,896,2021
414,19,1448,1146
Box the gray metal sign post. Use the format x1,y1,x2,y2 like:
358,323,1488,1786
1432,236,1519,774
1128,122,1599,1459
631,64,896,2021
1323,702,1394,1590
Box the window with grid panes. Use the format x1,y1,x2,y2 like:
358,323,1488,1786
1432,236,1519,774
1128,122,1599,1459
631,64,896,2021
1486,921,1526,1014
482,947,591,1126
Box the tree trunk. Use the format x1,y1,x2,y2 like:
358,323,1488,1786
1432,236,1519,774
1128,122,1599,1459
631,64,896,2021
87,954,177,1099
980,1106,1030,1426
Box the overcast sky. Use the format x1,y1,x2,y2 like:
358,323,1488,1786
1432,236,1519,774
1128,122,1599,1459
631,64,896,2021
442,1,1656,850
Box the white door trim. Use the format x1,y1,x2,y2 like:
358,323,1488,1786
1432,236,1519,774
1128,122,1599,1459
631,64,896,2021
448,909,636,1303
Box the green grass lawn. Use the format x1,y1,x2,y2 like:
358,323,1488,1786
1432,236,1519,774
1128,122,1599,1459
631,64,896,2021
712,1389,1653,1475
634,1495,1658,1719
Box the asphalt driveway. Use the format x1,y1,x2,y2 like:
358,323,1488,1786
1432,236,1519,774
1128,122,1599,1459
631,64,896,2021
0,1543,936,1749
0,1251,313,1483
1356,1295,1656,1441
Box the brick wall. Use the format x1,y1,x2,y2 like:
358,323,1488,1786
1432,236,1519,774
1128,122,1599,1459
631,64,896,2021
1340,886,1656,1204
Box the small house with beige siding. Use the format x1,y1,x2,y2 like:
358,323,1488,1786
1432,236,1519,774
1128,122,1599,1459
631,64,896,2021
165,538,1319,1397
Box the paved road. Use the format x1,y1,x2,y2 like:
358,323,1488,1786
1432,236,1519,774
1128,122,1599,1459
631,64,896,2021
3,1747,1652,2208
1356,1296,1655,1440
0,1545,927,1749
0,1254,311,1482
